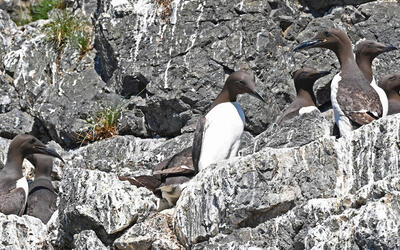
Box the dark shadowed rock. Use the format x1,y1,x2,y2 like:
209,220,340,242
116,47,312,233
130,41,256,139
299,0,375,11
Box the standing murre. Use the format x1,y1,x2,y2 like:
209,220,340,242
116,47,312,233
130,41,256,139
355,40,397,117
293,29,383,137
0,134,64,216
379,73,400,115
277,68,330,125
193,70,266,171
25,154,58,223
119,70,265,210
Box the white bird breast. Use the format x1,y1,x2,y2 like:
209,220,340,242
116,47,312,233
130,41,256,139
198,102,245,171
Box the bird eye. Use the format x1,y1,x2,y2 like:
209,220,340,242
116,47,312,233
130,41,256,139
324,31,330,37
389,76,396,81
30,138,36,144
367,43,373,48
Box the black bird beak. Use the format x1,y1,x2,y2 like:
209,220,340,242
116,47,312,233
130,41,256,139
249,90,266,103
314,71,330,78
293,40,323,52
384,45,398,52
35,145,65,163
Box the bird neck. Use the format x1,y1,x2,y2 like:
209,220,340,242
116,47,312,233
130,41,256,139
297,88,316,106
356,54,373,82
334,39,358,72
4,150,24,178
210,87,237,110
386,90,400,101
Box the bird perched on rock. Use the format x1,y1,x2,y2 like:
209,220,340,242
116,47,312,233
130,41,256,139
355,40,397,117
379,73,400,115
119,146,194,210
193,70,266,171
293,29,383,137
277,68,330,125
25,154,58,224
121,70,265,210
0,134,63,216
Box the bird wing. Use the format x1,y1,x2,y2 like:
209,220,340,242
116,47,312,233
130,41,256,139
118,175,161,192
153,146,195,175
0,188,26,216
192,116,206,171
337,81,382,126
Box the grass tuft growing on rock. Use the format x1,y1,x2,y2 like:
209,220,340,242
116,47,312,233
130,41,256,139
78,107,122,144
31,0,65,21
43,11,92,55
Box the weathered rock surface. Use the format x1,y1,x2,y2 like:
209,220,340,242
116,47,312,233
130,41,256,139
73,230,109,250
0,213,48,249
114,211,184,250
175,114,400,247
240,109,334,156
59,168,158,246
1,0,400,249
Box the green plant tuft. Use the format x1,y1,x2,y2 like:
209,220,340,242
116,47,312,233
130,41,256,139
78,107,122,144
43,11,92,55
31,0,64,21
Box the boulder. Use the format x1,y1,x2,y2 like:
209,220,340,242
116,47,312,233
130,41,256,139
59,168,158,246
175,114,400,247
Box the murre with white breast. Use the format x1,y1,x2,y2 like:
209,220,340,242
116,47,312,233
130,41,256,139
277,67,330,125
355,40,397,117
293,29,383,137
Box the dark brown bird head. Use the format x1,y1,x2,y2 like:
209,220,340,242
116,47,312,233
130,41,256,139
355,40,397,60
9,134,64,163
26,154,55,178
293,29,351,53
224,70,266,103
292,67,330,92
379,73,400,94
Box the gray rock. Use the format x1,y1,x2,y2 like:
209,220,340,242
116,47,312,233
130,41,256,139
239,109,334,156
73,230,109,250
0,109,35,139
94,0,302,136
114,211,184,250
59,168,158,246
32,68,123,148
305,176,400,249
175,114,400,247
0,213,48,249
64,135,166,176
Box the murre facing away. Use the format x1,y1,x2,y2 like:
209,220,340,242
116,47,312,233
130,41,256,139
26,154,58,224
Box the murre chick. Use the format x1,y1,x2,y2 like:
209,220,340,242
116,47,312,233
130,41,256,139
119,146,195,210
293,29,383,137
25,154,58,223
379,73,400,115
355,40,397,117
0,134,63,216
193,70,265,171
277,68,330,125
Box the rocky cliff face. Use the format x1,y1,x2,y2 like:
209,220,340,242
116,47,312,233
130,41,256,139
0,0,399,249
